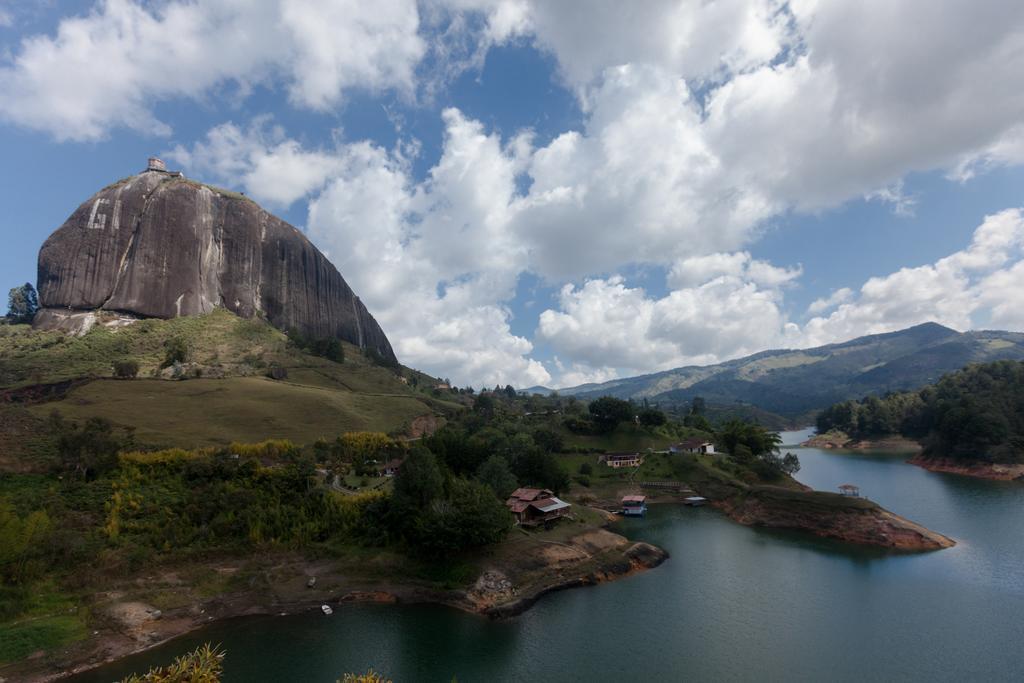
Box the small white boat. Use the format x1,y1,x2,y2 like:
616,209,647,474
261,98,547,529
321,604,333,615
683,496,708,507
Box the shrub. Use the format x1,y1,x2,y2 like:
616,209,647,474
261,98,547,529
121,643,224,683
113,360,139,379
161,337,189,368
579,462,593,476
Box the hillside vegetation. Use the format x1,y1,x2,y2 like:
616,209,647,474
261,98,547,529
0,309,458,453
817,360,1024,464
554,323,1024,421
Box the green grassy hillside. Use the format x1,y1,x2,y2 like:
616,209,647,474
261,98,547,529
0,309,460,453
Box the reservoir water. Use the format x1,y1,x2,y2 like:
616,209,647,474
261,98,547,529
73,430,1024,682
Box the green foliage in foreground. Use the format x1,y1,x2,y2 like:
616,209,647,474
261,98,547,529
121,643,224,683
117,644,397,683
817,360,1024,463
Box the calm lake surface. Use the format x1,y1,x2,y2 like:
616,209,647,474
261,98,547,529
74,429,1024,682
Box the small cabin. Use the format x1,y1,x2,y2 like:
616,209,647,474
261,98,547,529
670,438,716,455
147,157,167,172
621,494,648,517
838,484,861,497
601,452,644,468
376,458,404,477
506,487,571,527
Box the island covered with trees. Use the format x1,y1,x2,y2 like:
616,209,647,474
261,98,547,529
814,360,1024,479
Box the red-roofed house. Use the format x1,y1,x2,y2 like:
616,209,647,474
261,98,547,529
505,487,571,527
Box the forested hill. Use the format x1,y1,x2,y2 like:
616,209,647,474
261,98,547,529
553,323,1024,422
816,360,1024,464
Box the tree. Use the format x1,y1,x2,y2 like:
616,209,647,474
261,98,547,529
504,384,517,398
532,427,564,453
638,408,667,427
53,413,132,479
476,455,518,498
413,478,511,554
588,396,633,432
473,393,497,420
690,396,706,416
6,283,38,324
391,446,444,516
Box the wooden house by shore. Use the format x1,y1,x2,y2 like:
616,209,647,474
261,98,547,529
506,487,572,527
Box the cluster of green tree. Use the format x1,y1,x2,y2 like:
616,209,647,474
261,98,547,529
816,360,1024,463
681,397,712,431
717,419,800,479
286,327,345,363
5,283,39,324
422,424,570,495
558,395,666,434
365,446,511,556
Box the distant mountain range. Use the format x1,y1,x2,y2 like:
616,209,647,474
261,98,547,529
529,323,1024,422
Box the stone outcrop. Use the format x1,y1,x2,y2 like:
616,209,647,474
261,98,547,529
35,161,396,362
908,454,1024,481
714,487,955,551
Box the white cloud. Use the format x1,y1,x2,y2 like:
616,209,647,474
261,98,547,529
802,209,1024,346
539,210,1024,385
167,119,346,208
537,269,798,378
468,0,791,88
512,63,778,280
807,288,852,316
0,0,425,140
303,109,549,388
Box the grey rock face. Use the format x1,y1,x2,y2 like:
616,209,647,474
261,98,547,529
35,166,396,362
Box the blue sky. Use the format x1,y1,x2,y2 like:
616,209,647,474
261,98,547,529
2,1,1024,388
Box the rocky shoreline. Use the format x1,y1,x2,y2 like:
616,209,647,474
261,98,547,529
714,488,955,551
907,454,1024,481
3,527,667,683
801,431,922,452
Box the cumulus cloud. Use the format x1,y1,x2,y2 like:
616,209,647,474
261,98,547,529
537,268,799,377
0,0,424,140
807,288,853,316
537,209,1024,385
801,209,1024,346
305,109,549,388
167,119,346,208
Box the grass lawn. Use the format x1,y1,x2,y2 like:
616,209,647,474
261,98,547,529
558,423,691,452
0,616,87,664
30,377,433,448
0,582,88,665
561,450,684,485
